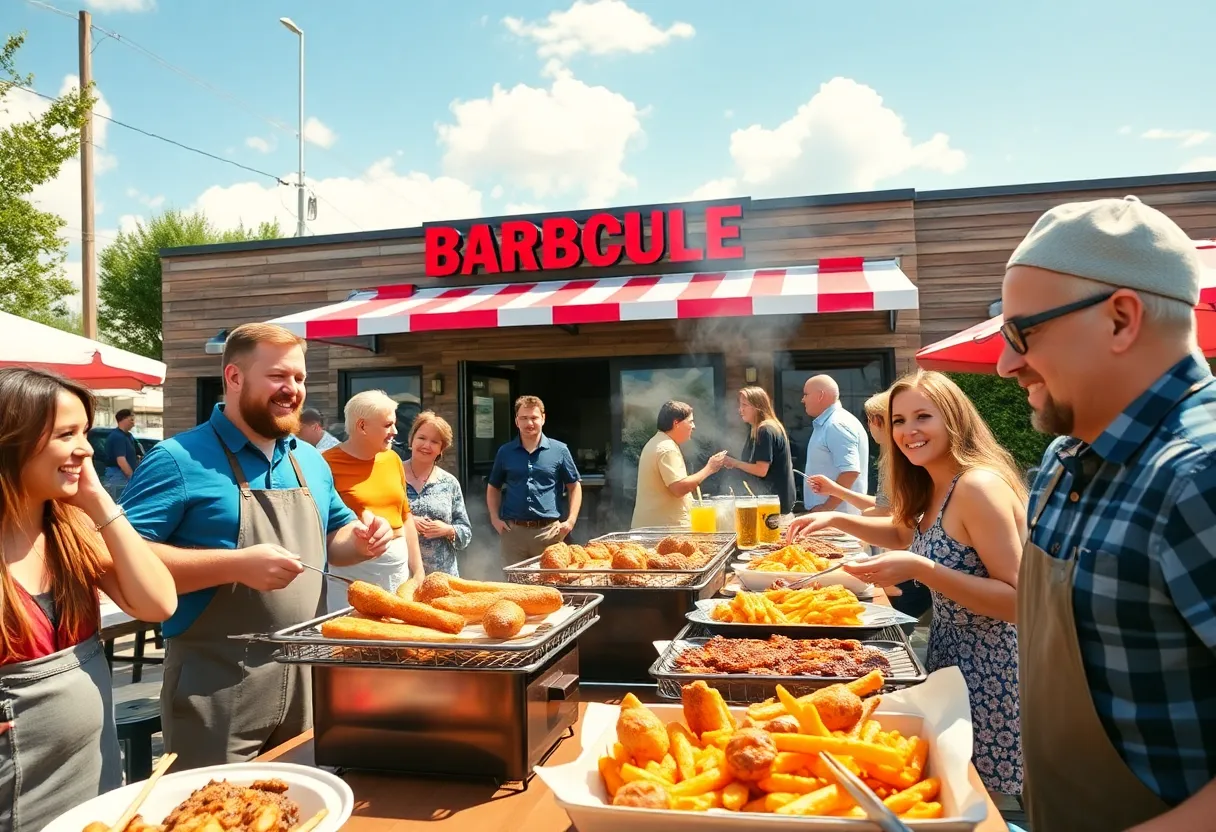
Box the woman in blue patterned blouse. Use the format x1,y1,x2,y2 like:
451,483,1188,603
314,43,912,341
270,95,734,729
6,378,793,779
402,411,472,576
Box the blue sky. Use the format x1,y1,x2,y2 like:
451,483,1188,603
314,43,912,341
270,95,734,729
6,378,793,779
7,0,1216,301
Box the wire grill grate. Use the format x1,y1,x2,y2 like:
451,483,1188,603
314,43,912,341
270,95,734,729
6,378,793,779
504,532,736,589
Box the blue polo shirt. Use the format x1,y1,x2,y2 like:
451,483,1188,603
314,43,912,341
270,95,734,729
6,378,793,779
487,434,580,521
803,402,868,514
120,404,357,638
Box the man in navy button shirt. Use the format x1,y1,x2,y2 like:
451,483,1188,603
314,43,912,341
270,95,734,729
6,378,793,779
486,395,581,567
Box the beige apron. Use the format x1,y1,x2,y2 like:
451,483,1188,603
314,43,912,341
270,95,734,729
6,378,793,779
1017,377,1211,831
0,634,121,832
161,439,326,769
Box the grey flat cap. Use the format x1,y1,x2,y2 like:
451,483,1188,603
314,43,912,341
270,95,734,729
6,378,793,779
1007,194,1200,306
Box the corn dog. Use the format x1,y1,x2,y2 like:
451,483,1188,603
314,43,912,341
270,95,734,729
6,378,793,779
396,575,420,601
446,576,547,595
347,580,466,634
415,572,453,604
432,587,564,620
321,616,463,643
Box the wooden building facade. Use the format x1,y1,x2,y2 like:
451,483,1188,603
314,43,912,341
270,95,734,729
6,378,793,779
159,171,1216,535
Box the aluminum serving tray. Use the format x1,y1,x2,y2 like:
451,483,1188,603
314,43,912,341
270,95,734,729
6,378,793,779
648,634,927,702
250,592,603,672
503,531,736,589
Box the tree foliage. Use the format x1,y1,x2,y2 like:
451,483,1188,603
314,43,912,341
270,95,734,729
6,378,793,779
947,372,1054,471
0,32,94,324
99,209,281,359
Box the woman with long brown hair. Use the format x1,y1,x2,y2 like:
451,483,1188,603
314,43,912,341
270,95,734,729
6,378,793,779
0,368,176,831
788,369,1027,799
722,386,796,514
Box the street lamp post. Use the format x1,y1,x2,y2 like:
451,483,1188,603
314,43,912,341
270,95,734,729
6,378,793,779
280,17,305,238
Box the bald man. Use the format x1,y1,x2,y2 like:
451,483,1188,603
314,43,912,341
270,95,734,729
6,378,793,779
801,375,868,514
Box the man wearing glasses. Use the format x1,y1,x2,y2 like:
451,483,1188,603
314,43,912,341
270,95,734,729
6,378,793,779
998,195,1215,832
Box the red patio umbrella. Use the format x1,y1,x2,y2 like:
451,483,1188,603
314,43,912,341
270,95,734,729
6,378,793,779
916,240,1216,373
0,310,166,390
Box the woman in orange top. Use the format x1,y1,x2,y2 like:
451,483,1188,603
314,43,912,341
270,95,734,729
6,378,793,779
0,368,177,832
321,390,424,611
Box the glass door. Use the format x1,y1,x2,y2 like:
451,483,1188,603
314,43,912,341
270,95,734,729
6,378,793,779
774,350,894,505
460,363,519,486
609,355,726,525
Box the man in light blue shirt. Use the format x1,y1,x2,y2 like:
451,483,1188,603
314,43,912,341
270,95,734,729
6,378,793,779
801,375,868,514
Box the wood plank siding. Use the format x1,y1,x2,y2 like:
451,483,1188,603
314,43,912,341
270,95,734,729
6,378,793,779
160,175,1216,440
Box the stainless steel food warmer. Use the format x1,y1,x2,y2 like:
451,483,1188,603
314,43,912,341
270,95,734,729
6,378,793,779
503,531,736,684
251,592,603,783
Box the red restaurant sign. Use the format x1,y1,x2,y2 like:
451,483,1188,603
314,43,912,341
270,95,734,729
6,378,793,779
424,204,746,277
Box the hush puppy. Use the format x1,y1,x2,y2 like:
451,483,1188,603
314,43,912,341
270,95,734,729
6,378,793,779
809,683,864,732
724,728,778,782
616,706,670,765
612,780,670,809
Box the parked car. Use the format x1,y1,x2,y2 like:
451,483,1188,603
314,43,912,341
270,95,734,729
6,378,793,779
87,427,159,470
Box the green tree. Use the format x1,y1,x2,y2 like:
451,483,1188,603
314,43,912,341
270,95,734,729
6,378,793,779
0,33,95,324
99,209,281,359
948,372,1054,471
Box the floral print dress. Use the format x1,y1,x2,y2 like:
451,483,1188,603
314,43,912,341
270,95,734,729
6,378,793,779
405,467,472,577
911,473,1023,796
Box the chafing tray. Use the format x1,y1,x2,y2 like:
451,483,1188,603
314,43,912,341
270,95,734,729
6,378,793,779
503,530,737,589
649,633,927,702
246,595,602,783
504,537,734,684
261,592,603,670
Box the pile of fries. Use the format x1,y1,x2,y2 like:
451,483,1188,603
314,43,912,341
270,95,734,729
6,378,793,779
597,675,942,819
710,585,865,626
747,545,834,574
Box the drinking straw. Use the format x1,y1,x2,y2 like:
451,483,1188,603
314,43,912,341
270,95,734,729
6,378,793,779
743,481,755,498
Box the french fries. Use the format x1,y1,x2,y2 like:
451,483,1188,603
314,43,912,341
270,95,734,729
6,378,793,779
598,677,945,821
711,585,865,626
747,545,834,574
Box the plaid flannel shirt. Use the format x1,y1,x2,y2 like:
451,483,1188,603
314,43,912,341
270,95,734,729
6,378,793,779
1028,354,1216,805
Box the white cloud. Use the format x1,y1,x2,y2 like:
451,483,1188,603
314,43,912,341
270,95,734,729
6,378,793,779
303,117,336,149
504,0,693,61
1141,128,1212,148
686,178,743,201
245,135,274,153
84,0,155,11
190,156,483,236
438,69,644,207
1179,156,1216,173
1117,125,1133,135
690,77,966,198
504,202,548,215
124,188,164,209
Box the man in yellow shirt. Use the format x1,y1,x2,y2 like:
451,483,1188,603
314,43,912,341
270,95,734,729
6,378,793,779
631,401,727,529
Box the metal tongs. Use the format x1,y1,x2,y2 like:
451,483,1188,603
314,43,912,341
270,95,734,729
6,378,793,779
785,562,846,590
819,751,915,832
299,561,355,584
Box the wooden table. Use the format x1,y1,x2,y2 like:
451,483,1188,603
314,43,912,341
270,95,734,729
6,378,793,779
258,698,1007,831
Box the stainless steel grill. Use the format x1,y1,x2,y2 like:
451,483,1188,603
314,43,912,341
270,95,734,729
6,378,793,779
503,531,736,589
649,636,926,701
254,593,603,671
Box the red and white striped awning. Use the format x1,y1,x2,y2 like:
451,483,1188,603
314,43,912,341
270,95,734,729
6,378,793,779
270,258,918,339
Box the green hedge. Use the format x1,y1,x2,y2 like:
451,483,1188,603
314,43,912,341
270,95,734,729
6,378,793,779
947,373,1053,471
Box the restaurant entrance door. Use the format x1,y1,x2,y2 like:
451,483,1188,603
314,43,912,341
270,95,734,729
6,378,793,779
460,363,519,489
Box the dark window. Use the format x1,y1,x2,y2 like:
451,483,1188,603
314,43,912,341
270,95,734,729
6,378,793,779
774,350,895,502
339,367,424,456
196,377,223,425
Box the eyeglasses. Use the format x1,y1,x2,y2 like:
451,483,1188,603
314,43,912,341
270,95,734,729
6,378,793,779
1000,291,1116,355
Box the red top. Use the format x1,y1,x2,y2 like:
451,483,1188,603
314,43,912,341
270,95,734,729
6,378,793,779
1,583,99,667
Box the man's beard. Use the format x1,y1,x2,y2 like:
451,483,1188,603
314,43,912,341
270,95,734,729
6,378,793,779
240,387,302,439
1030,392,1074,437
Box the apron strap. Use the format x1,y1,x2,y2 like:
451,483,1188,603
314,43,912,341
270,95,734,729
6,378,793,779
287,452,310,491
211,429,253,495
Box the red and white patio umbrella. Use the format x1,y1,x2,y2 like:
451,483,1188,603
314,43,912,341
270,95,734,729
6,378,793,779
916,240,1216,373
0,310,166,391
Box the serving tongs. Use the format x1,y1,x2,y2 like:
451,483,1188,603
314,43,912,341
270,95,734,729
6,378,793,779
784,562,846,590
299,562,355,584
819,751,914,832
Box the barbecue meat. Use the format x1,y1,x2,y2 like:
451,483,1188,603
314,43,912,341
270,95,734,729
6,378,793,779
161,779,299,832
673,636,891,678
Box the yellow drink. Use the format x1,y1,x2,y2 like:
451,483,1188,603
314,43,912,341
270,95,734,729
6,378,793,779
757,495,782,543
735,498,758,549
689,501,717,533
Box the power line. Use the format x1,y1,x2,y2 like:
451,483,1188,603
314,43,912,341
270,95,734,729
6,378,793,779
312,188,364,231
16,85,289,185
22,0,75,20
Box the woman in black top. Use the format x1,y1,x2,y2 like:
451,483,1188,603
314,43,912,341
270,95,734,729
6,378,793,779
723,386,796,514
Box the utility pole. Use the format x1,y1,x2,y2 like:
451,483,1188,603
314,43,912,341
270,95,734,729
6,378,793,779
79,10,97,339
